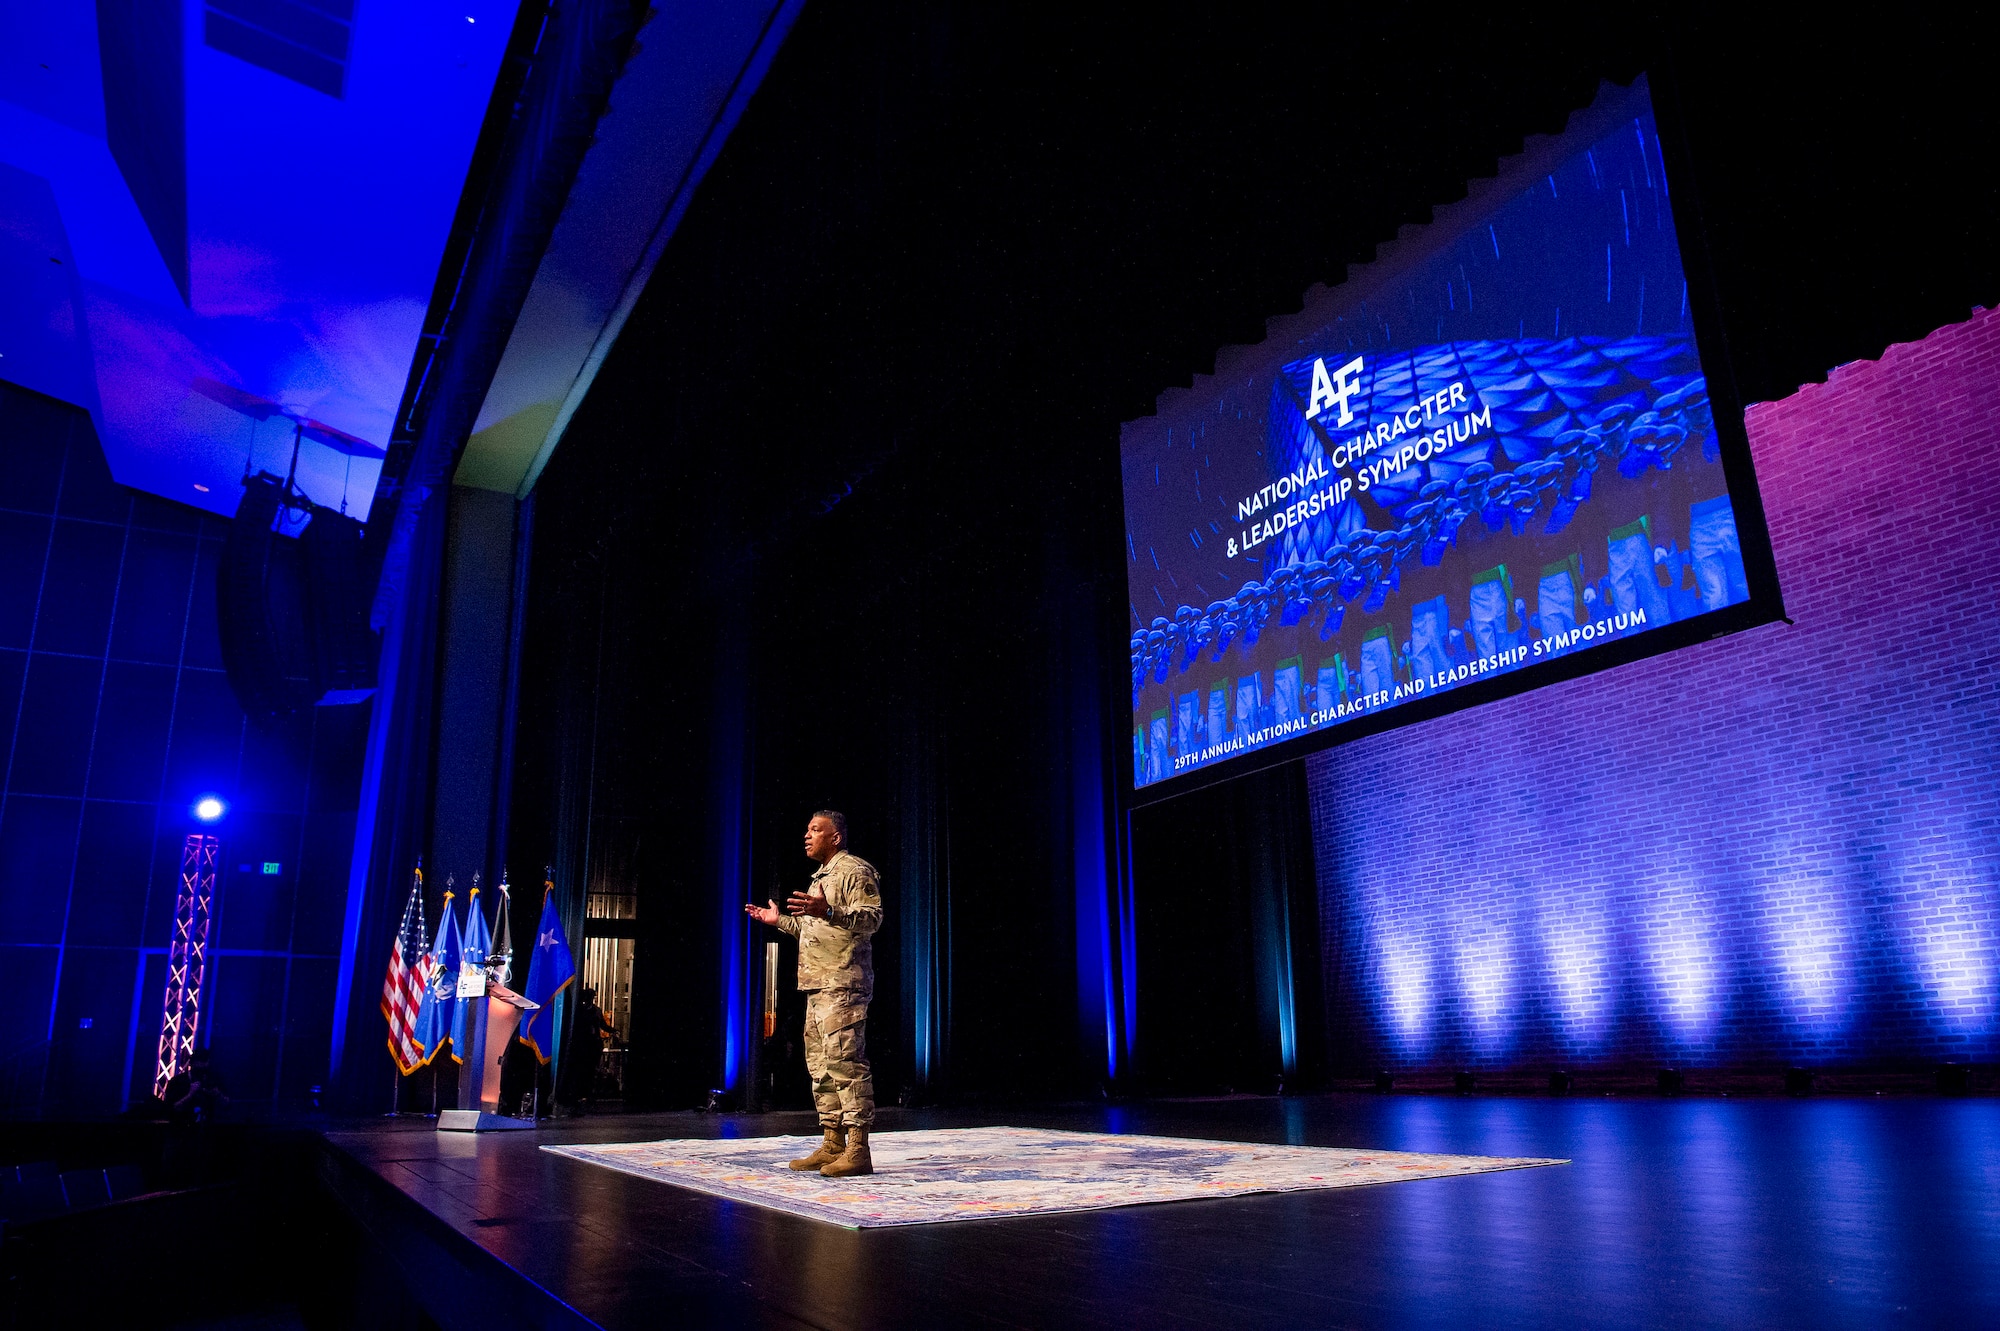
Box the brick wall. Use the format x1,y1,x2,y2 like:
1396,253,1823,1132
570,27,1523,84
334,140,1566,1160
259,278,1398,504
1306,308,2000,1070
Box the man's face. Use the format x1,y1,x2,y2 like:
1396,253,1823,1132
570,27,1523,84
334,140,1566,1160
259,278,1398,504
804,816,841,863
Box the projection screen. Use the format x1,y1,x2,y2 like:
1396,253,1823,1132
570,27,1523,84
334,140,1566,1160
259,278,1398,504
1122,76,1783,799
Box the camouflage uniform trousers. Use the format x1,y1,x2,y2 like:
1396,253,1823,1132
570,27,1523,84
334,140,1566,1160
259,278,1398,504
803,988,873,1129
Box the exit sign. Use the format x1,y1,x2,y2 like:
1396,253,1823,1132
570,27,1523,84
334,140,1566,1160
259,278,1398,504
262,862,282,875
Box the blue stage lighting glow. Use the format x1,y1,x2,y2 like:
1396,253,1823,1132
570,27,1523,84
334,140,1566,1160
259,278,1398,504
1767,875,1853,1034
1457,925,1515,1040
1643,882,1720,1044
1909,875,1997,1031
192,795,227,823
1543,901,1613,1045
1071,707,1118,1080
1380,932,1432,1045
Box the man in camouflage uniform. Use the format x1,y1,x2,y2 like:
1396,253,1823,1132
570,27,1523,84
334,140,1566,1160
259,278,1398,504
745,810,883,1177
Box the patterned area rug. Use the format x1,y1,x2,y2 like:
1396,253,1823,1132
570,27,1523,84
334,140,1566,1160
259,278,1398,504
542,1126,1565,1228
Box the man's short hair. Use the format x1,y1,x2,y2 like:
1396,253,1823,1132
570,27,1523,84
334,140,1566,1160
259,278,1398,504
813,809,848,847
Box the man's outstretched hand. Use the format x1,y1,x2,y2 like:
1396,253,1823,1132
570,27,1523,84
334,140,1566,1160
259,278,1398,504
744,899,781,926
786,890,829,919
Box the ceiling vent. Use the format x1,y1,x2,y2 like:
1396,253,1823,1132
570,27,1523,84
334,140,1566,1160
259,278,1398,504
204,0,353,98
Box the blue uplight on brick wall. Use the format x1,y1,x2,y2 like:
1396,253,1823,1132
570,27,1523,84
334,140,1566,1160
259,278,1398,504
1380,933,1432,1049
1767,875,1853,1036
1643,880,1720,1047
1911,875,1996,1033
1542,902,1612,1043
1457,925,1515,1047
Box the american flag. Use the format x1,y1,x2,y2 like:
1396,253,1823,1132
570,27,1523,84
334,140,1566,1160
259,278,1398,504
382,865,430,1075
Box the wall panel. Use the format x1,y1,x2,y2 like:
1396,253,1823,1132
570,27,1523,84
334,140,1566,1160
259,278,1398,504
0,382,367,1114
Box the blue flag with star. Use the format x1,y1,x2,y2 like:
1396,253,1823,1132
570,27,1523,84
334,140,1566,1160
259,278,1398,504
521,878,575,1063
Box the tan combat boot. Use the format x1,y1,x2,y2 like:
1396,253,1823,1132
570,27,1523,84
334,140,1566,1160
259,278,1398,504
790,1126,845,1171
819,1126,872,1177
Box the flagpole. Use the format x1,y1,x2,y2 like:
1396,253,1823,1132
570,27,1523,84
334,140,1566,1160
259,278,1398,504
521,867,572,1121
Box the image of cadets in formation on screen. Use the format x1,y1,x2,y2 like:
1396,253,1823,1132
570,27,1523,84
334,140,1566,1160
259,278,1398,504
1123,90,1752,789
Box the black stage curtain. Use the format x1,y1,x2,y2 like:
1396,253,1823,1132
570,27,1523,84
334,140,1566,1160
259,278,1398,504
1131,762,1325,1096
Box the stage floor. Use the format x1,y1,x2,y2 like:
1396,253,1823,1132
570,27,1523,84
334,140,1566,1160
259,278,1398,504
319,1094,1999,1329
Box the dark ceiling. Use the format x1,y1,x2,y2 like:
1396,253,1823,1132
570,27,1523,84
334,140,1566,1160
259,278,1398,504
565,6,1995,539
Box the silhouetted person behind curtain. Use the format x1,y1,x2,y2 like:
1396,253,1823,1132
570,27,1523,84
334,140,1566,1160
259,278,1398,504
561,988,615,1111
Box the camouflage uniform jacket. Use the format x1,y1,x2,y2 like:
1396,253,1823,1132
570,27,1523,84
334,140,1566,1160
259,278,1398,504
776,851,882,1018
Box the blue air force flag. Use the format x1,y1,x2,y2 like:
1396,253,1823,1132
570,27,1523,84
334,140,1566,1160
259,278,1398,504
521,879,575,1063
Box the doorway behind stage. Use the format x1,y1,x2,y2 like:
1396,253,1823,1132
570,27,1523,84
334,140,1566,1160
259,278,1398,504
580,886,637,1105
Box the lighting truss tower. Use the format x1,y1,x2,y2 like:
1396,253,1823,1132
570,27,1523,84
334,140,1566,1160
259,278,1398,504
153,834,219,1099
